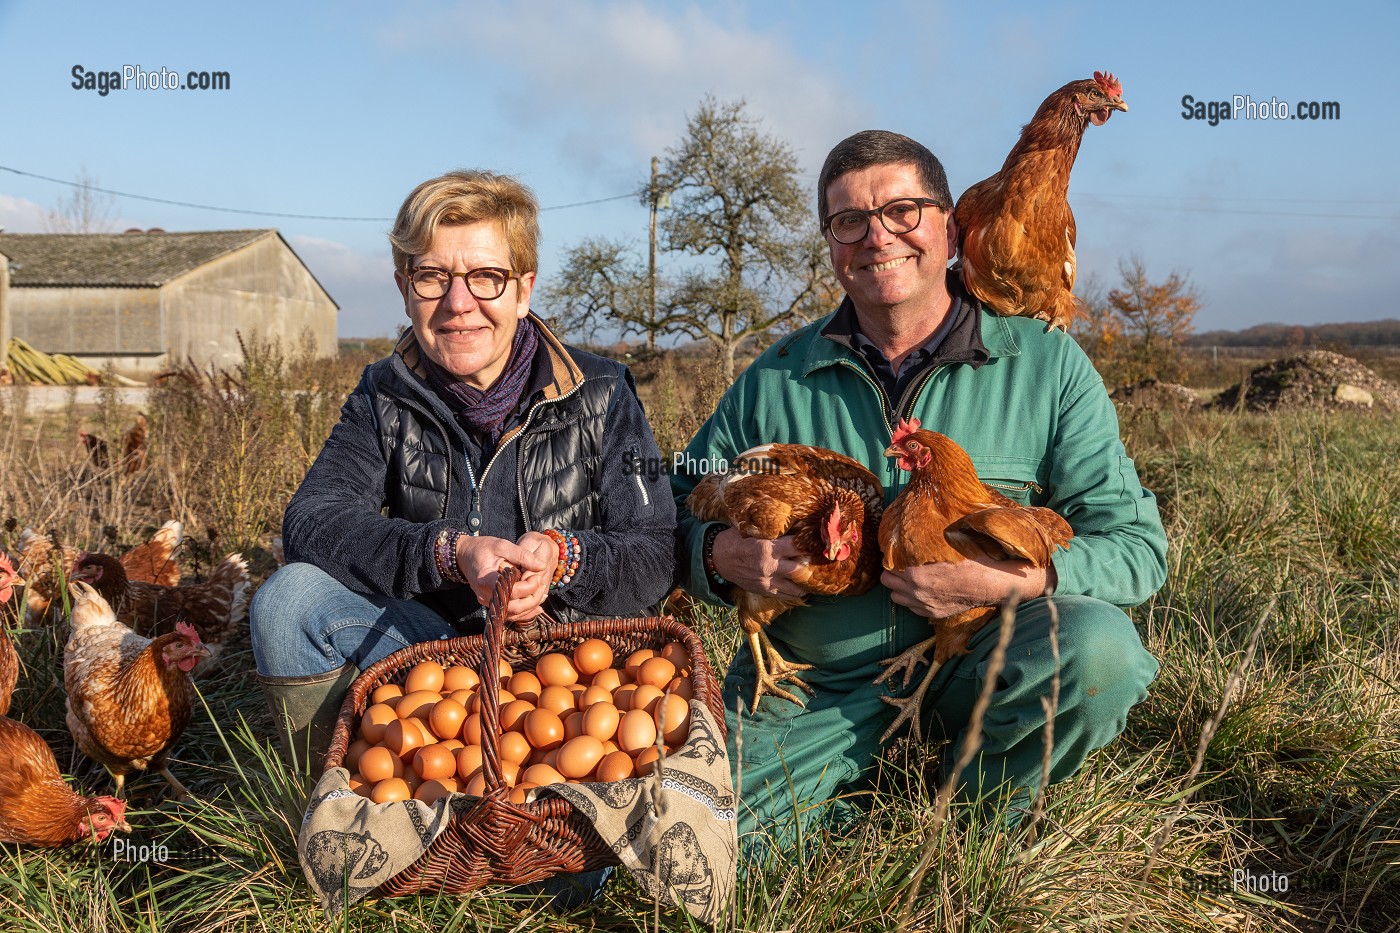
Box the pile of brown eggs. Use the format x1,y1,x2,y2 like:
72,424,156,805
344,638,695,806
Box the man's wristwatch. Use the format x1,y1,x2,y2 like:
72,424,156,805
702,524,731,591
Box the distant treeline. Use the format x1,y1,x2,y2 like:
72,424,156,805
1185,319,1400,348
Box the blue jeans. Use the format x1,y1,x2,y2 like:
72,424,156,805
251,563,464,678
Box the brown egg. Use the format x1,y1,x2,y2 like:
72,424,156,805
442,665,479,692
371,683,404,705
508,781,538,804
501,759,522,788
358,746,400,783
397,690,442,721
404,660,445,695
359,703,398,744
463,712,483,746
582,701,620,742
464,771,487,796
448,688,476,707
497,659,514,684
456,744,485,782
556,735,605,780
530,746,561,769
415,777,459,806
507,671,543,704
522,708,565,751
535,653,579,688
624,648,656,680
634,745,665,773
521,763,567,787
660,641,691,674
414,744,458,781
654,693,691,745
579,684,612,709
428,698,468,740
617,708,658,754
348,772,372,796
591,668,623,692
402,769,423,794
666,675,695,701
371,777,411,803
538,685,577,717
637,657,677,689
612,684,638,711
573,638,614,676
344,738,371,774
601,739,620,755
500,698,537,732
630,684,665,716
595,749,636,783
439,738,465,754
562,710,586,741
382,718,425,758
499,731,532,765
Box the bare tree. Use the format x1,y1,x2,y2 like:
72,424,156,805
548,97,839,380
42,169,118,234
1105,255,1200,384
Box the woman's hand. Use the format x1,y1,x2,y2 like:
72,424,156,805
882,557,1052,619
453,534,552,619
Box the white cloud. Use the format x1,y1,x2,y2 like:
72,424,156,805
0,194,50,233
287,234,404,338
396,1,868,179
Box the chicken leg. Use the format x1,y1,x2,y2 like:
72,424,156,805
746,628,815,713
874,637,941,742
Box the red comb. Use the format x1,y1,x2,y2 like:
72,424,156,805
0,553,13,574
1093,71,1122,98
176,620,202,643
891,417,923,446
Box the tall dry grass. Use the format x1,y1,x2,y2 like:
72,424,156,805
0,341,1394,931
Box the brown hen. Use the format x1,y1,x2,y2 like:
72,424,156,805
16,521,185,625
687,443,884,711
954,71,1128,332
877,419,1073,741
71,549,248,646
0,552,24,717
64,581,210,799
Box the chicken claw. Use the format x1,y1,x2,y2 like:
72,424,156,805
879,660,942,744
747,630,815,713
874,636,937,690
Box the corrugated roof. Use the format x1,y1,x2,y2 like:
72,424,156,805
0,230,274,287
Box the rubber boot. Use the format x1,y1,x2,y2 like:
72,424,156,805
258,662,359,781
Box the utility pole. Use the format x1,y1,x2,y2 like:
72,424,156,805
647,156,659,354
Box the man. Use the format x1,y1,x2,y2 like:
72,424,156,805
671,131,1166,853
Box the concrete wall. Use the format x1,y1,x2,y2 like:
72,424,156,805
163,234,337,370
7,285,163,357
4,233,336,376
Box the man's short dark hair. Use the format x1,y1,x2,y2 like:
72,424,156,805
817,130,954,225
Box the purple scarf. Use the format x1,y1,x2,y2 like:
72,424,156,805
426,318,539,450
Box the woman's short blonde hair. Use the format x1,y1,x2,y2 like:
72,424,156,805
390,170,540,274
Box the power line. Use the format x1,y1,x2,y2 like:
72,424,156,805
0,164,634,221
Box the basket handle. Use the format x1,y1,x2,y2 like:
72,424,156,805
475,562,517,797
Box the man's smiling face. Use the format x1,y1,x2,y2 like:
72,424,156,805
823,162,957,317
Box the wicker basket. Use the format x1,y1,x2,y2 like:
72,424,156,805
323,565,727,896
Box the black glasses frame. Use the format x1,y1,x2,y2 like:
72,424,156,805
823,197,947,244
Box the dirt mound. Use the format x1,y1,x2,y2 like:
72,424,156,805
1110,379,1201,409
1213,350,1400,412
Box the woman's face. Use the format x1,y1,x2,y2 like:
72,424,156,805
396,221,534,386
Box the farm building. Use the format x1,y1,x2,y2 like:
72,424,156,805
0,229,337,376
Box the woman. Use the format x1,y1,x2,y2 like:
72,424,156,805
250,170,676,778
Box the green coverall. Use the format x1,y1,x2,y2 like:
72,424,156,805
671,303,1167,853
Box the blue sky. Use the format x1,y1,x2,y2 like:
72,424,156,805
1,0,1396,338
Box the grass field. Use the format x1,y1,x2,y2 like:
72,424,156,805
0,343,1396,932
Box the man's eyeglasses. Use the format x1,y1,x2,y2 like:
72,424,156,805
404,266,521,301
823,197,948,245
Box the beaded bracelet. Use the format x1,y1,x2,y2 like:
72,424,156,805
702,523,730,590
434,527,468,585
541,528,582,591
